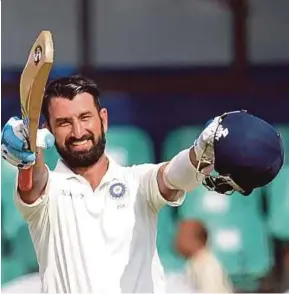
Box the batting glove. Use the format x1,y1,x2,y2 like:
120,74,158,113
1,117,55,169
193,116,220,165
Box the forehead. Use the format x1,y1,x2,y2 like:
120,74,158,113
48,93,97,118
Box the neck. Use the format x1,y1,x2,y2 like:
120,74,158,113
71,154,109,190
190,243,207,258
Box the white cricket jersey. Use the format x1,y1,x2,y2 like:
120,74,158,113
15,157,185,293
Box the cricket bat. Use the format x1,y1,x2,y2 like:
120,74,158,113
18,31,54,192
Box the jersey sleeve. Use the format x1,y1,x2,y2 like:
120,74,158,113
14,165,51,223
132,163,186,213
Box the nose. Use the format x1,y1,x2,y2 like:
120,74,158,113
71,120,85,139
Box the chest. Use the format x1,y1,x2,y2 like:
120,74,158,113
49,178,147,247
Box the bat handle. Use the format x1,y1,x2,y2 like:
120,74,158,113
18,167,33,191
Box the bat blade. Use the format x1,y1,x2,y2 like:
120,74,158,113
20,31,54,151
19,31,54,191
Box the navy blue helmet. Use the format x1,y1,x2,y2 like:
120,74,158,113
203,110,284,196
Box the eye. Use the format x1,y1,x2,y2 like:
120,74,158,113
60,122,69,127
57,120,70,127
80,114,91,121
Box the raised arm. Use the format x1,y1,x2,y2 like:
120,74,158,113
1,117,55,204
19,149,49,204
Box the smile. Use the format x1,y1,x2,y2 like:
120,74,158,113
71,140,89,146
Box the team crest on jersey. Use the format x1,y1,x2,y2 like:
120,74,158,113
109,182,126,199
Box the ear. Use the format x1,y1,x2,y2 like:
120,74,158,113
99,108,108,133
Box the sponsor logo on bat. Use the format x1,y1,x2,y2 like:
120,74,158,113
34,45,42,65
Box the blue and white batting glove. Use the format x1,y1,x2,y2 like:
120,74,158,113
193,116,220,164
1,117,55,169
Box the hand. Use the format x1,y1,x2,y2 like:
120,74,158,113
193,116,220,164
1,117,55,169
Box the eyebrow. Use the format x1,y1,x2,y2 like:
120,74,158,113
79,111,92,117
55,111,93,124
55,117,70,124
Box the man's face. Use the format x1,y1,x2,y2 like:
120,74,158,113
48,93,108,168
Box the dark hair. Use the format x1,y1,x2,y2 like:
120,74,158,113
42,74,101,124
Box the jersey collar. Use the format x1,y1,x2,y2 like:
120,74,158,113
54,154,124,185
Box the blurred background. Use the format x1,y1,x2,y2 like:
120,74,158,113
1,0,289,292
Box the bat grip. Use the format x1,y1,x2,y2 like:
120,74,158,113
18,167,33,191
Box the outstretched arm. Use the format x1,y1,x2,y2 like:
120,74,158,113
156,117,218,203
157,146,212,202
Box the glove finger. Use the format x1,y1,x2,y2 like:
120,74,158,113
2,127,26,150
2,144,35,166
2,146,27,168
4,144,35,162
1,152,31,169
3,153,34,170
2,144,22,167
36,129,55,149
202,117,220,145
2,119,27,150
2,153,20,167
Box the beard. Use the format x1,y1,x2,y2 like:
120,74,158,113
55,125,106,169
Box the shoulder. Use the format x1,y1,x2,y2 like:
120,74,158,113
116,163,166,189
200,251,226,273
109,164,155,186
48,169,70,185
112,163,163,193
128,163,165,176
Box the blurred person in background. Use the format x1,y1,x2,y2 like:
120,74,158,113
175,220,233,293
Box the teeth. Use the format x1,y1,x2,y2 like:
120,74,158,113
72,140,88,146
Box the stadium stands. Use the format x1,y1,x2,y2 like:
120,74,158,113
1,159,24,240
266,165,289,240
106,126,155,165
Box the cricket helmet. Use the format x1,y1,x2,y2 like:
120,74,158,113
203,110,284,196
